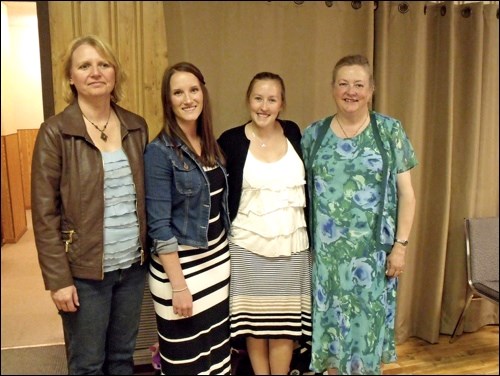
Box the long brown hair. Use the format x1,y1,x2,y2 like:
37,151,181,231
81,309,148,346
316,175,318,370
160,62,224,167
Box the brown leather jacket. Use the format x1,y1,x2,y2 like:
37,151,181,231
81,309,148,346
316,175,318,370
31,101,149,291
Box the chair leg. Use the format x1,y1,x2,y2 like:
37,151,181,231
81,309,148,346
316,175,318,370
449,292,474,343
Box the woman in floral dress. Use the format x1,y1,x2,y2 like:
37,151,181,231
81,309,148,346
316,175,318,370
301,55,418,375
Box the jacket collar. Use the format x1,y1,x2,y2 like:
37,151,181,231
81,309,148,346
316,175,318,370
60,101,141,138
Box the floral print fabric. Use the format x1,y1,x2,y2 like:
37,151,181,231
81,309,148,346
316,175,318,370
301,112,417,374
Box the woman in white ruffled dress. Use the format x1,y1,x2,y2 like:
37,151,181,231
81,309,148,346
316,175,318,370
218,72,312,375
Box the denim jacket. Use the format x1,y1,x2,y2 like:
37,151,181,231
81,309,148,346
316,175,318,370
144,132,231,254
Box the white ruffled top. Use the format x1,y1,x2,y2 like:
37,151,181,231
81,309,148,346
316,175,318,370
230,140,309,257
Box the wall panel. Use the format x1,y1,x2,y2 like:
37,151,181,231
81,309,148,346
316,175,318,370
1,135,27,243
17,129,39,209
114,1,140,115
140,2,168,139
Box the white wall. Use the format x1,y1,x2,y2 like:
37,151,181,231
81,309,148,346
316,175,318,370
1,1,44,136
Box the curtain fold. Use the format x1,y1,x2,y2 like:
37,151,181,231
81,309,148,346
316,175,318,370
164,1,499,344
438,1,499,337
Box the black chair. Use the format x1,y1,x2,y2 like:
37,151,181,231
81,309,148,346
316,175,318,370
450,217,499,343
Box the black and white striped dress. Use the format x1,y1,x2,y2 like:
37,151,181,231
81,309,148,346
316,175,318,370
149,166,231,375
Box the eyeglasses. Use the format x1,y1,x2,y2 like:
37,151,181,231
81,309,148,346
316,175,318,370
334,82,368,93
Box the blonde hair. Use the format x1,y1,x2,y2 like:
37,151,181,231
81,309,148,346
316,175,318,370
61,35,126,103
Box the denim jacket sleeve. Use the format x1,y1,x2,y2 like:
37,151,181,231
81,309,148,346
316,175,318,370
144,140,179,252
154,238,178,255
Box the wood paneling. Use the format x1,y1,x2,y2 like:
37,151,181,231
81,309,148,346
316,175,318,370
1,135,27,243
48,1,168,140
17,129,39,209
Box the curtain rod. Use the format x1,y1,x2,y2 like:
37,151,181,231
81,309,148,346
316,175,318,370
289,1,498,18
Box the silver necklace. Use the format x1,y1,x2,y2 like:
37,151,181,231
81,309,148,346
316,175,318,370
337,113,369,139
82,110,112,142
251,129,267,148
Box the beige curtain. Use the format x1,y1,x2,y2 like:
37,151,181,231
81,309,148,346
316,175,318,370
163,1,374,135
374,1,499,343
163,1,499,344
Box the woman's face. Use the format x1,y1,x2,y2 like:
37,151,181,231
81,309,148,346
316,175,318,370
69,44,115,100
332,64,373,115
248,79,283,128
170,71,203,126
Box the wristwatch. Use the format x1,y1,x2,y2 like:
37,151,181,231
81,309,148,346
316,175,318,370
394,238,409,247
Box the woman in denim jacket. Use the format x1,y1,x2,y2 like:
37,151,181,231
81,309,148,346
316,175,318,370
144,62,231,374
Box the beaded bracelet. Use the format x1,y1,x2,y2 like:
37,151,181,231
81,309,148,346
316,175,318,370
172,286,188,293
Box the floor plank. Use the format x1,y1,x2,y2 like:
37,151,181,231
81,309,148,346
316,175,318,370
383,325,499,375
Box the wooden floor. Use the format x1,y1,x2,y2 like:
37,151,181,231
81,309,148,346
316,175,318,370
137,327,500,375
2,212,498,375
382,325,499,375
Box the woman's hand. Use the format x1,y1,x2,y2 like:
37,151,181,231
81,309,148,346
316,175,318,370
386,246,406,278
172,288,193,317
51,285,79,312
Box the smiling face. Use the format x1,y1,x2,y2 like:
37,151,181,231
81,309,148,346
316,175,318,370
248,79,283,129
332,64,374,115
169,71,203,126
69,44,116,101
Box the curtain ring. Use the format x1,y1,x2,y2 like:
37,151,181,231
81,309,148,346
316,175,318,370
293,1,304,4
440,5,447,16
351,1,362,10
374,1,379,11
325,1,333,8
461,7,471,18
398,2,409,14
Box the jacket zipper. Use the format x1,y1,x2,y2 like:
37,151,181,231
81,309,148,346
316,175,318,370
61,230,75,253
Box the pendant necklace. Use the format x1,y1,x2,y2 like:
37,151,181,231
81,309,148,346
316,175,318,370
82,110,112,142
337,112,369,139
251,128,267,148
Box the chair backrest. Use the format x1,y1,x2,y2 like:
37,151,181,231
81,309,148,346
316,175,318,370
464,217,499,302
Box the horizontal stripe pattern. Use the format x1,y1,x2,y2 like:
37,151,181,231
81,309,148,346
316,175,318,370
149,166,231,374
229,242,312,342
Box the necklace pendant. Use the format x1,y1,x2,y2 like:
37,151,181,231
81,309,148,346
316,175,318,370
100,132,108,142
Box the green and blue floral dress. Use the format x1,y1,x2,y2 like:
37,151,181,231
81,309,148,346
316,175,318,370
301,111,418,374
